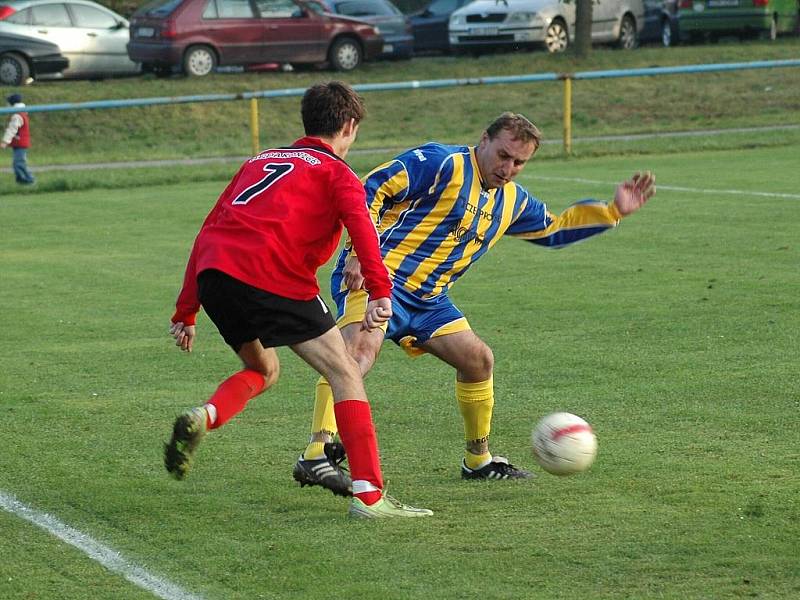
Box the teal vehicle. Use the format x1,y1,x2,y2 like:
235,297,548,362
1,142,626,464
678,0,799,41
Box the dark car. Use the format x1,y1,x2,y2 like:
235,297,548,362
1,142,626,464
409,0,471,53
678,0,798,42
0,31,68,84
640,0,679,46
127,0,384,76
315,0,412,58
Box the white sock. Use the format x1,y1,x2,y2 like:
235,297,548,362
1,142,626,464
204,403,217,425
352,480,380,494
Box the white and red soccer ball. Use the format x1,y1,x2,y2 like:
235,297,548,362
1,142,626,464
532,412,597,475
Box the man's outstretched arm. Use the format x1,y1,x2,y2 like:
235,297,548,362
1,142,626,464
613,171,656,216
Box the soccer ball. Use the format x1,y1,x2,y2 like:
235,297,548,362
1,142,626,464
532,412,597,475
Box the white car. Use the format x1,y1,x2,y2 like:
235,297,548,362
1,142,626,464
449,0,644,53
0,0,139,78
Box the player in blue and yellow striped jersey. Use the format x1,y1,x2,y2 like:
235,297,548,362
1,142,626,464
292,113,656,492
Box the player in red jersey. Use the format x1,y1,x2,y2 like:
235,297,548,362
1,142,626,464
165,81,431,519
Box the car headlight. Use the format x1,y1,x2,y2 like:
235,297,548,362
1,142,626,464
450,15,466,26
373,26,381,34
505,12,538,24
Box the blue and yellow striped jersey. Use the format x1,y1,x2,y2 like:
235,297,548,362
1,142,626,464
343,142,622,302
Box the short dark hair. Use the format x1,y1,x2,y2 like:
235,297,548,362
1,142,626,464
301,81,365,138
7,93,22,105
485,112,542,152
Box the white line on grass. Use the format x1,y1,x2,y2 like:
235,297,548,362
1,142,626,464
530,175,800,200
0,491,203,600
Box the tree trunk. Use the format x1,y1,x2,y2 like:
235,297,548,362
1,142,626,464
573,0,593,58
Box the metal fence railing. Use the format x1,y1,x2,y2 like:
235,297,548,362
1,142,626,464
3,59,799,155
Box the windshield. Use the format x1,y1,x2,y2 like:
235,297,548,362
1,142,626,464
138,0,184,17
426,0,458,15
335,0,398,16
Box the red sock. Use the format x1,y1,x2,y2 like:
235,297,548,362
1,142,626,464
334,399,384,504
207,369,266,429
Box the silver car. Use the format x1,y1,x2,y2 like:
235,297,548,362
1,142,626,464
449,0,644,53
0,0,139,77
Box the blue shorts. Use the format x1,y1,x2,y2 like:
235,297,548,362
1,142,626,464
331,272,470,357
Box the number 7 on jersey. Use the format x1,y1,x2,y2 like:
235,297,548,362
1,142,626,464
232,162,294,205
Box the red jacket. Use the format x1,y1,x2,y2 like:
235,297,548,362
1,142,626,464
10,112,30,149
173,137,391,326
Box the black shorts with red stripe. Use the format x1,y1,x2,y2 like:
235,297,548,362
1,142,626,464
197,269,336,352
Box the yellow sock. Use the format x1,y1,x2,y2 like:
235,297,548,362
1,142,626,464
303,377,337,460
304,442,326,461
464,451,492,470
457,377,494,469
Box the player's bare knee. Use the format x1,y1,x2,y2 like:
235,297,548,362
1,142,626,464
252,362,280,388
241,351,280,387
324,352,358,380
461,343,493,380
341,353,363,382
344,334,380,376
262,364,280,388
349,345,378,375
325,354,364,392
478,344,494,375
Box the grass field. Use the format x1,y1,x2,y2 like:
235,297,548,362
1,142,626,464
2,133,799,599
1,38,799,184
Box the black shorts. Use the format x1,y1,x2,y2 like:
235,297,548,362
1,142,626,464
197,269,336,352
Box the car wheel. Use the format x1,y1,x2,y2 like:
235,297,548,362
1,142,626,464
183,46,217,77
0,52,30,86
618,14,638,49
544,19,569,53
661,18,673,47
329,37,362,71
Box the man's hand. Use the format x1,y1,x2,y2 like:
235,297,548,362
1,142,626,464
170,321,196,352
361,297,392,331
0,143,7,149
343,255,365,291
614,171,656,216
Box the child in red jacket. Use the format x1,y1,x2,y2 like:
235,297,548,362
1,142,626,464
1,93,35,185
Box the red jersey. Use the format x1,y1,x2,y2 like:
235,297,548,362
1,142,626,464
173,137,391,326
11,112,30,148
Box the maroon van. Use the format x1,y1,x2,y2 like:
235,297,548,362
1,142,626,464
127,0,384,75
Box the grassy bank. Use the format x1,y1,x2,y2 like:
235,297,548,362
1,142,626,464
1,38,798,195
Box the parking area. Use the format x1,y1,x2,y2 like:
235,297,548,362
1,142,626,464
0,0,798,84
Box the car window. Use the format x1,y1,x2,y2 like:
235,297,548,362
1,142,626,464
69,4,118,28
5,7,31,23
305,0,326,13
255,0,303,18
31,3,72,26
335,0,396,16
202,0,217,17
427,0,458,15
204,0,256,18
137,0,184,17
